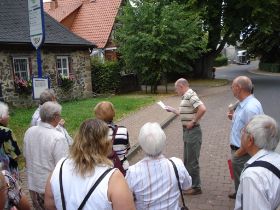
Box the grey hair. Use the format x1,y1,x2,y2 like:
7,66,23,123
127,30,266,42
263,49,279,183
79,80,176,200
0,102,9,119
175,78,189,87
138,122,166,157
246,114,280,151
39,89,56,105
39,101,62,123
235,76,253,93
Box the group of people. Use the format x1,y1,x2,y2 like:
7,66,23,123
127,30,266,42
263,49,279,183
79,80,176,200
166,76,280,209
0,88,192,210
0,75,280,210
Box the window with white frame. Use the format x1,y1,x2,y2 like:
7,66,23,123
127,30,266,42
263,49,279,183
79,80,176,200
56,56,69,77
13,57,30,80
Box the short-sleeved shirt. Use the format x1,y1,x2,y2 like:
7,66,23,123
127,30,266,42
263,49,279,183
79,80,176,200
230,95,263,147
179,89,203,125
108,123,130,170
126,156,192,210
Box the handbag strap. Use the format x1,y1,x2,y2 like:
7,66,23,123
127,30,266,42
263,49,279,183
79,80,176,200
169,159,187,208
59,158,113,210
59,158,67,210
111,124,118,144
78,168,113,210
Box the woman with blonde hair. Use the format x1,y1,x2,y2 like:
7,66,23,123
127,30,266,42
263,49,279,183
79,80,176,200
94,101,130,174
44,119,135,210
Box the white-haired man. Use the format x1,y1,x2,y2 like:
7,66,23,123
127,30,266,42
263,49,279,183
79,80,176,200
126,122,192,210
24,101,69,210
235,115,280,210
31,89,72,145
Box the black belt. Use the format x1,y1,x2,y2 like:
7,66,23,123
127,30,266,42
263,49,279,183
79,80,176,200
230,144,240,151
183,124,200,129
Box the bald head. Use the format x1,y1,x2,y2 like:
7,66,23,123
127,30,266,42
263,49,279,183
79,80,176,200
175,78,189,87
233,76,253,93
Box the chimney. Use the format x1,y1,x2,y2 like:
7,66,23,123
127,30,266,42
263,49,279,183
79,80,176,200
45,0,58,11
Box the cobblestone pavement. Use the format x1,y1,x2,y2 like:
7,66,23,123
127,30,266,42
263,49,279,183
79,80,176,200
20,84,237,209
129,85,236,210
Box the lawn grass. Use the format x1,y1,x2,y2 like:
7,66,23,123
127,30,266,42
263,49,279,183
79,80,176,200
8,94,157,158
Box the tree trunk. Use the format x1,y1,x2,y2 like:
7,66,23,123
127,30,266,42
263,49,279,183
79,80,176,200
193,54,216,78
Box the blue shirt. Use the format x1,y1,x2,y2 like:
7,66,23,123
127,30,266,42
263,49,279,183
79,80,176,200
230,95,263,147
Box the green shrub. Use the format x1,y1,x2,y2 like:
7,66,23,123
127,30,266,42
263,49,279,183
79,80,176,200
214,55,228,67
91,58,121,93
259,62,280,73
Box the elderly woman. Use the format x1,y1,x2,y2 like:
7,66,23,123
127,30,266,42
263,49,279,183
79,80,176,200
0,102,21,180
94,101,130,172
44,119,135,210
126,122,192,210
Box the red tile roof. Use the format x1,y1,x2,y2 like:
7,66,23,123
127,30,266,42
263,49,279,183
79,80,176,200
45,2,82,22
44,0,122,48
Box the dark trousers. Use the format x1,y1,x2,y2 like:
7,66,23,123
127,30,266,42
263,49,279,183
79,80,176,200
231,150,251,192
183,126,202,189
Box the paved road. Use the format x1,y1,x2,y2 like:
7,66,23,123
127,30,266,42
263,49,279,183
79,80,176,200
216,61,280,123
129,85,236,210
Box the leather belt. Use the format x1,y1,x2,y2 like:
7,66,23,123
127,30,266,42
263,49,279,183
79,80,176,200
230,144,240,151
183,124,200,129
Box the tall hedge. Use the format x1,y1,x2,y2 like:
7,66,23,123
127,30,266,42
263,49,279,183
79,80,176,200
259,62,280,73
91,58,121,94
214,55,228,67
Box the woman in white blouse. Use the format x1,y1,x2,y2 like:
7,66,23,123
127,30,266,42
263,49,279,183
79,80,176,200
44,119,135,210
126,122,192,210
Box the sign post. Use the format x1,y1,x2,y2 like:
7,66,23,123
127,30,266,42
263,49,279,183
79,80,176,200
28,0,45,77
28,0,49,99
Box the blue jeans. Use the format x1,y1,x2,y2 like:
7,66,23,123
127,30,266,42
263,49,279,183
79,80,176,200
183,126,202,189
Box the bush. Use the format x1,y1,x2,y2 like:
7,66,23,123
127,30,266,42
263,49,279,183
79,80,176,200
214,55,228,67
259,62,280,73
91,58,121,94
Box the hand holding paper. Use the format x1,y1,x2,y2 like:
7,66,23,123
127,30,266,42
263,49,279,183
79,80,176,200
157,101,176,113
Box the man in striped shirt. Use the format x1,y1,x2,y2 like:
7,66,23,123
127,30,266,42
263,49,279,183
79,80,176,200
166,78,206,195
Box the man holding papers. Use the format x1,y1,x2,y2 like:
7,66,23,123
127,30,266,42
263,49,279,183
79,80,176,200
165,78,206,195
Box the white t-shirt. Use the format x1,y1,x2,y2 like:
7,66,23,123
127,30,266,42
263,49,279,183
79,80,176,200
126,156,192,210
51,158,116,210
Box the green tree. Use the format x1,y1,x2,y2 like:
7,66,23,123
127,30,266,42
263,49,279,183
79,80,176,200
115,0,207,92
238,0,280,63
190,0,280,76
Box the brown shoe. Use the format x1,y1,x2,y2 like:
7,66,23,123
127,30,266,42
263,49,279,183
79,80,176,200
228,192,236,199
183,188,202,195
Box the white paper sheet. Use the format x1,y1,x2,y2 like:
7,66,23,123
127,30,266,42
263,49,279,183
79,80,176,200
157,101,167,110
